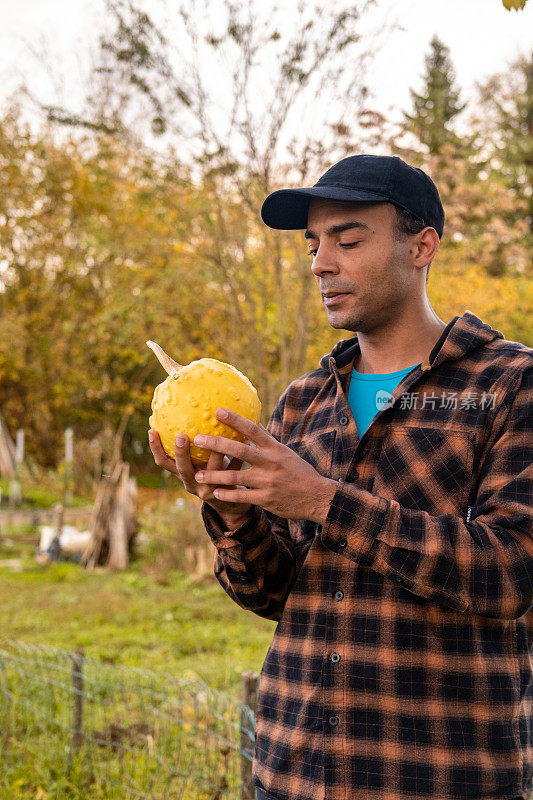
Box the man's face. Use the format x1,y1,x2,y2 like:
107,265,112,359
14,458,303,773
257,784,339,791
305,198,415,333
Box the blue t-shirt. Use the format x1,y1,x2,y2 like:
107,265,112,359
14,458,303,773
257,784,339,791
347,362,421,439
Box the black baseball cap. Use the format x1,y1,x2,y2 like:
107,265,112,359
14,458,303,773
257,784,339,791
260,154,445,238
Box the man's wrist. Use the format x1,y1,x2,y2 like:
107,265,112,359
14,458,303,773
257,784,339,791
310,477,339,526
213,505,254,531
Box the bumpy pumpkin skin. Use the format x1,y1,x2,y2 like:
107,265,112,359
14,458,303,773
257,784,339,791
149,358,262,467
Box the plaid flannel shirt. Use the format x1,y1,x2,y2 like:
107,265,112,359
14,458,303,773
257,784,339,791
201,310,533,800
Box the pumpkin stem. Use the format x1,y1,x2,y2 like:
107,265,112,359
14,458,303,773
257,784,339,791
146,341,183,376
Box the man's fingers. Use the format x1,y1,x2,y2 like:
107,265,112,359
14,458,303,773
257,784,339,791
207,449,226,471
173,433,201,490
148,430,244,498
148,429,179,474
206,451,243,476
148,429,203,492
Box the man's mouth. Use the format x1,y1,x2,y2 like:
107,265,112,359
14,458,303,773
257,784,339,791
322,292,350,306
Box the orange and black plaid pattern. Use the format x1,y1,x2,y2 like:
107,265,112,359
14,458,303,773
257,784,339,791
201,310,533,800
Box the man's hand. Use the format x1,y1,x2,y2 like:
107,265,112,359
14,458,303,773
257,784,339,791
190,407,338,524
148,427,253,525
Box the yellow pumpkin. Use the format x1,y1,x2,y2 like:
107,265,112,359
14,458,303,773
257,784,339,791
147,341,262,467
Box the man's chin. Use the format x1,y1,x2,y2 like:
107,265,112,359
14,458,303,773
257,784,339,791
326,314,359,332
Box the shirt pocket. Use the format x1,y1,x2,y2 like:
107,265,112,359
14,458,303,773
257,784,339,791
371,424,476,516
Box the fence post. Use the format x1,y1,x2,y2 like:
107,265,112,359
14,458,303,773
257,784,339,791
64,428,74,507
240,670,259,800
71,646,85,757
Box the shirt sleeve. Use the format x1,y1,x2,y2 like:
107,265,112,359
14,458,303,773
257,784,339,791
200,388,312,622
320,364,533,620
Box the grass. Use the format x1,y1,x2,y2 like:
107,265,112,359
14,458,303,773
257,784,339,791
0,484,275,797
0,561,273,693
1,634,252,799
0,488,275,696
0,477,92,509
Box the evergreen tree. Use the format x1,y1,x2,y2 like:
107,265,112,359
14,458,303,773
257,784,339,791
391,40,529,278
403,36,466,155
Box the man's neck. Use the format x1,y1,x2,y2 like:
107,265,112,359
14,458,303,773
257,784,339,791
353,316,447,375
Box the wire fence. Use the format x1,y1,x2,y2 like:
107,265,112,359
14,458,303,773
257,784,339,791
0,641,258,800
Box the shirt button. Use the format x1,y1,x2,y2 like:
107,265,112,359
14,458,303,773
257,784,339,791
338,539,347,549
339,415,348,426
393,575,404,584
329,715,339,727
348,468,359,481
334,590,344,601
331,652,340,663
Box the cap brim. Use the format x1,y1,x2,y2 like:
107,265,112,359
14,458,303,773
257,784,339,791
260,186,391,230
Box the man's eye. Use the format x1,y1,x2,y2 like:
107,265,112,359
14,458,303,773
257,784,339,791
307,241,361,256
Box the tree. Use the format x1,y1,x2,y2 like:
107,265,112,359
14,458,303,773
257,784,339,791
474,52,533,265
402,35,466,156
388,37,530,278
0,105,215,466
41,0,389,405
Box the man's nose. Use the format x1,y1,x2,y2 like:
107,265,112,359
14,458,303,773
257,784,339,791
310,244,339,276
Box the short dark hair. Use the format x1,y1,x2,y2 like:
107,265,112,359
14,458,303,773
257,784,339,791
392,205,432,282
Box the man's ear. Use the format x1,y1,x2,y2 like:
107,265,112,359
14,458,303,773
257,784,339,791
412,227,439,267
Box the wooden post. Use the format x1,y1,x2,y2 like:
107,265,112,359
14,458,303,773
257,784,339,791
15,430,24,464
89,436,102,484
46,503,63,560
127,476,138,555
0,413,16,479
107,463,129,569
81,460,137,569
80,460,122,568
240,670,259,800
71,646,84,757
54,503,64,537
8,480,21,507
64,428,74,507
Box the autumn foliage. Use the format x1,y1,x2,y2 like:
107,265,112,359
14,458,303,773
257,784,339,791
0,29,531,474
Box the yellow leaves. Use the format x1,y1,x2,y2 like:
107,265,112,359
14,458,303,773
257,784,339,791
172,242,195,254
2,98,531,475
430,263,533,346
501,0,527,9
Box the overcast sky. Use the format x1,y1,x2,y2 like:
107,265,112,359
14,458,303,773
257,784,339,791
1,0,532,130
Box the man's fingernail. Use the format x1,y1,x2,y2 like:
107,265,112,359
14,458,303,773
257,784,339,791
175,434,187,446
217,408,228,420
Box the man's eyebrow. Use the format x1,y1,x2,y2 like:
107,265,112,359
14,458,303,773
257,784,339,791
304,221,371,239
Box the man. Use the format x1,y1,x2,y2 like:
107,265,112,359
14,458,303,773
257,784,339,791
148,155,533,800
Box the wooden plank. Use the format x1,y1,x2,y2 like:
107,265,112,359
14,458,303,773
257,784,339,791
107,463,129,569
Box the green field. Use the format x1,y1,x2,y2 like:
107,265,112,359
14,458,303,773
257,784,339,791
0,489,274,799
0,489,274,694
